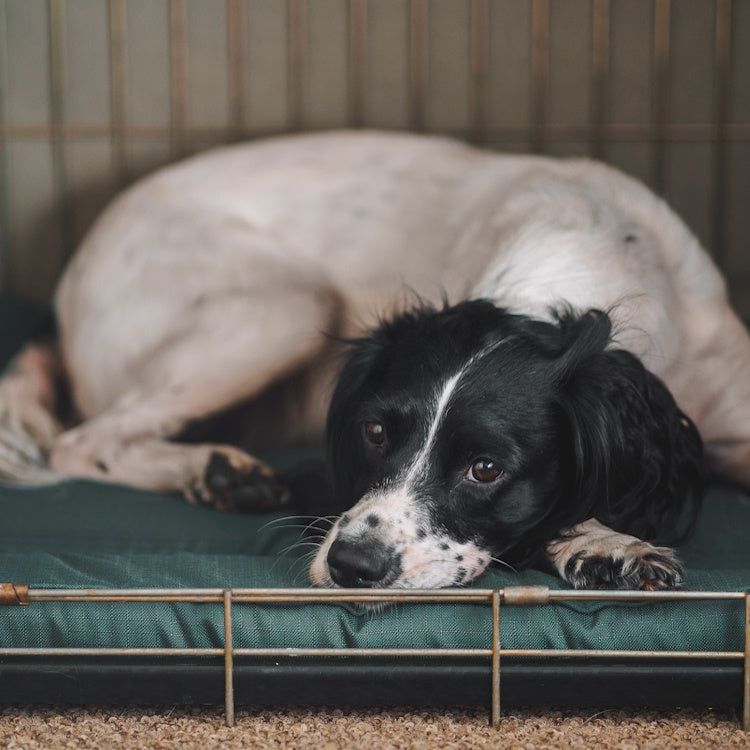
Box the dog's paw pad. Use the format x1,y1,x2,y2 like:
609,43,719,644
565,545,682,591
195,452,290,512
626,549,682,591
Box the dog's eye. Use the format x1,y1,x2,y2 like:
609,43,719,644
363,421,387,450
468,458,503,483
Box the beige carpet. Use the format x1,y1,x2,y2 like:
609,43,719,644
1,706,749,749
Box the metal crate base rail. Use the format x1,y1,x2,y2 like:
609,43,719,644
0,584,748,729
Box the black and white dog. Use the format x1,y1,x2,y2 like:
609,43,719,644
2,131,748,591
313,301,702,591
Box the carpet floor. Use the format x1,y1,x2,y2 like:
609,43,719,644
1,706,749,749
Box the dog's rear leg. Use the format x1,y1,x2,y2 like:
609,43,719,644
546,519,682,590
50,287,341,510
0,341,64,482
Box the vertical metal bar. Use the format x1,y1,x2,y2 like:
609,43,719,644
743,592,750,730
652,0,671,193
169,0,188,158
491,589,501,728
712,0,732,267
49,0,74,270
469,0,489,144
530,0,549,153
348,0,367,127
0,0,12,294
408,0,428,132
224,589,235,728
591,0,610,159
287,0,307,131
108,0,127,187
228,0,247,140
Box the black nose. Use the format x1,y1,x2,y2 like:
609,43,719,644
327,538,391,587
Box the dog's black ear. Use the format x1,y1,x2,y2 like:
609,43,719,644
552,310,704,546
325,328,391,512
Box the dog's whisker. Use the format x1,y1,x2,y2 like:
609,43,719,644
269,542,322,573
289,551,322,585
256,515,306,534
258,515,338,535
257,514,331,533
273,540,322,562
260,523,325,534
489,556,518,573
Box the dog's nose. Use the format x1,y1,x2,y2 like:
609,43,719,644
326,538,391,587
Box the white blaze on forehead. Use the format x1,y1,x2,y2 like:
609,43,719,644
403,335,508,487
403,368,464,486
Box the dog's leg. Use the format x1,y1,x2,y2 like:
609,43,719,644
50,287,341,509
546,519,682,590
0,341,64,482
53,432,288,510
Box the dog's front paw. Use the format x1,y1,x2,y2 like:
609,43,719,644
564,543,682,591
188,451,290,512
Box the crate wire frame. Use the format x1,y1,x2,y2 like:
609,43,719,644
1,584,749,728
0,0,748,302
0,0,749,728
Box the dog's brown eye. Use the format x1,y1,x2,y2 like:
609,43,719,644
364,421,386,448
468,458,503,483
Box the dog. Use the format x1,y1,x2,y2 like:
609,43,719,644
1,130,749,591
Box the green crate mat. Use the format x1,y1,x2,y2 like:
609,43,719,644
0,479,747,654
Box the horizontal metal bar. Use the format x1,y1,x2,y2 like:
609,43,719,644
0,648,224,657
2,123,750,143
0,647,741,660
25,587,493,603
234,648,745,660
547,590,747,602
23,586,748,603
233,648,494,658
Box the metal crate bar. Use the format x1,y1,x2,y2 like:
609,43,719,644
227,0,248,140
108,0,127,187
652,0,670,193
168,0,188,159
4,122,750,143
287,0,308,131
0,0,11,291
530,0,549,153
224,589,235,727
712,0,732,264
408,0,428,132
469,0,489,145
590,0,610,160
48,0,72,266
2,583,748,728
347,0,367,128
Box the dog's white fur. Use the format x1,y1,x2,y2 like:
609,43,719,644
2,130,749,586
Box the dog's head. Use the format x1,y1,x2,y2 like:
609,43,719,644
309,300,703,589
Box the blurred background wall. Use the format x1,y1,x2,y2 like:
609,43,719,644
0,0,748,313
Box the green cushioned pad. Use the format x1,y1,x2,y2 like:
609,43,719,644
0,480,748,653
0,295,748,655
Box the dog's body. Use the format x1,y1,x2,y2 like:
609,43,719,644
3,131,750,590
